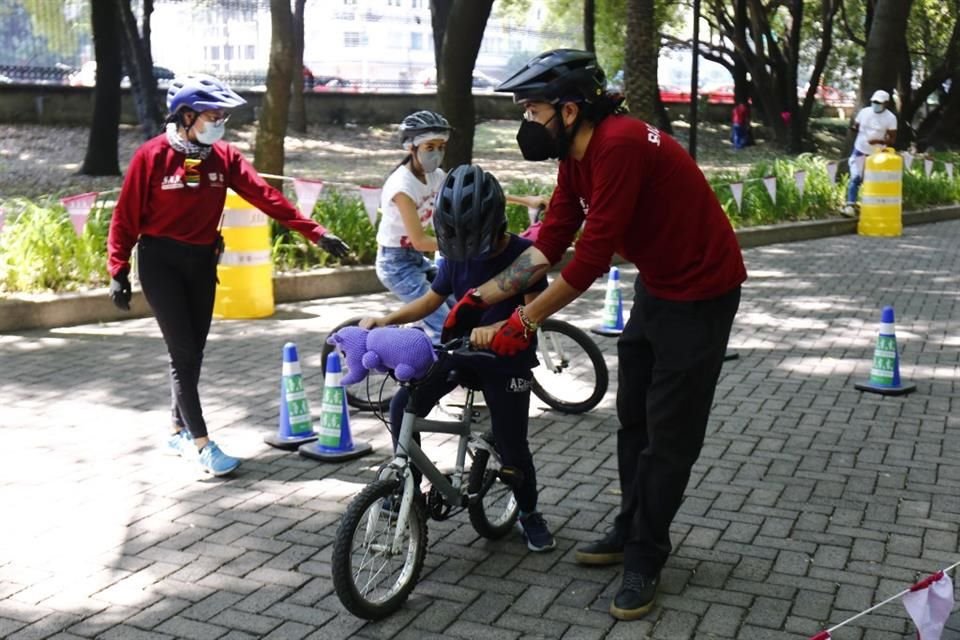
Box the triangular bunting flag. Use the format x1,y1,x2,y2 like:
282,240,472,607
359,186,382,226
729,182,743,211
903,151,914,170
60,191,99,236
763,176,777,203
794,170,807,197
903,571,953,640
293,178,324,217
807,632,831,640
826,162,838,185
527,206,540,226
925,158,934,178
946,162,954,180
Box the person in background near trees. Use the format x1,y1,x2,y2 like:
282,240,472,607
731,101,751,150
844,89,898,218
106,74,350,477
375,110,452,342
441,49,746,620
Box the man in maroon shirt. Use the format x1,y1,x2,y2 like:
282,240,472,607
107,74,349,477
441,50,746,620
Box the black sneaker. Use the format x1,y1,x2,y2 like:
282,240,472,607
609,571,658,620
519,512,556,552
575,528,624,565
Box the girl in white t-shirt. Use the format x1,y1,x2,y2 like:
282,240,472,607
375,110,453,341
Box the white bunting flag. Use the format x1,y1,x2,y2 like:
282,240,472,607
730,182,744,211
763,176,777,203
359,186,382,226
925,158,934,178
903,151,914,170
826,161,838,185
293,178,324,217
60,191,99,236
903,571,953,640
947,162,954,180
794,170,807,197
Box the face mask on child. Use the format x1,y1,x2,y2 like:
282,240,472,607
417,148,444,173
195,120,226,145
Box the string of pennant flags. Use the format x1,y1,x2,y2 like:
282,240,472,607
2,150,957,238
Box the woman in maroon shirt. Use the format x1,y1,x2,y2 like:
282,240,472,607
107,74,349,477
441,50,746,621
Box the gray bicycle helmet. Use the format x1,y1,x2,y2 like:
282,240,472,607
167,73,246,114
399,110,451,145
496,49,605,104
433,164,506,262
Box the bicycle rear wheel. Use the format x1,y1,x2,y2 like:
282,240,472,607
531,319,609,414
322,316,401,412
331,478,428,620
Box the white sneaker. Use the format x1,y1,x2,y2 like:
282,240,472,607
166,430,195,457
842,204,857,218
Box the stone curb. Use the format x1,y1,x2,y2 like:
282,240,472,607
2,205,958,333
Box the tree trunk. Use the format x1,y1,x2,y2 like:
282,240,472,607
584,0,595,52
289,0,307,134
82,0,122,176
624,0,658,123
430,0,453,73
436,0,494,168
254,0,295,187
786,0,803,152
798,0,840,148
860,0,913,106
116,0,162,139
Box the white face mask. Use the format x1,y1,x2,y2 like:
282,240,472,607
195,120,225,145
417,148,444,173
872,103,885,114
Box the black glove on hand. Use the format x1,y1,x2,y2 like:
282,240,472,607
109,269,132,311
318,232,351,259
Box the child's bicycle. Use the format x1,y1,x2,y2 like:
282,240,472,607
330,337,520,620
322,315,608,414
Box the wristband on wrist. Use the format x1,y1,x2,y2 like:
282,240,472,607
516,305,539,337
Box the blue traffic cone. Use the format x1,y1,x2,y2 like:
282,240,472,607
265,343,318,450
591,267,624,337
299,351,372,462
854,306,916,396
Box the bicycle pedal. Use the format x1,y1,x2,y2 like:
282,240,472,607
498,466,525,490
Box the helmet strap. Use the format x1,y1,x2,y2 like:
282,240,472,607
554,104,583,161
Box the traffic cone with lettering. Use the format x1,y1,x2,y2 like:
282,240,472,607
591,267,624,337
854,306,916,396
265,342,318,450
299,350,372,461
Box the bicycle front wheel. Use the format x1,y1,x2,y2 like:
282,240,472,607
331,479,428,620
322,316,400,412
467,438,519,539
531,319,609,414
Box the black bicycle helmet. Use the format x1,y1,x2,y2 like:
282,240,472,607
496,49,606,104
433,164,506,261
398,110,451,145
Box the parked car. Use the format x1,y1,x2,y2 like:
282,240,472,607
704,84,736,104
414,68,501,93
69,62,176,89
659,84,692,103
313,75,356,92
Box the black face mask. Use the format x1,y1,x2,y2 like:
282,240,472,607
517,114,560,161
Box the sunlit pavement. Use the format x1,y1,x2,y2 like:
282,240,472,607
2,221,959,639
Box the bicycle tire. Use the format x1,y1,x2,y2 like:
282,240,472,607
531,319,609,414
322,316,400,412
331,478,428,620
467,439,519,539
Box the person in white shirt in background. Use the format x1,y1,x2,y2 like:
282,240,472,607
375,110,452,341
844,89,898,218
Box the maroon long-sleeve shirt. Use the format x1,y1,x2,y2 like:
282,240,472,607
107,134,326,276
535,115,747,300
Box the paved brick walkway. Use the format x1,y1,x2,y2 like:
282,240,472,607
2,221,960,640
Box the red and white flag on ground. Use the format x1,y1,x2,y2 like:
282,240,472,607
359,186,382,226
60,191,99,236
795,170,807,197
293,178,324,217
826,161,838,185
903,571,954,640
807,632,831,640
763,176,777,203
925,158,935,178
730,182,744,211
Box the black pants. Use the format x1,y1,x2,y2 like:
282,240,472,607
389,356,539,513
614,280,741,575
137,235,219,439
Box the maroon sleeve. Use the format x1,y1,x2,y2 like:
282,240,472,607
225,146,326,242
533,162,583,266
107,145,149,276
559,140,650,291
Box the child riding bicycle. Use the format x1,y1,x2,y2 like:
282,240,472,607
360,164,556,552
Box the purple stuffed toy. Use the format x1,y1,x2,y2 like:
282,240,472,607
327,326,437,385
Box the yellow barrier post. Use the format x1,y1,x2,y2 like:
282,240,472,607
213,190,275,319
858,148,903,237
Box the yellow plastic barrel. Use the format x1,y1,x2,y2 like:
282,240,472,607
213,190,274,319
858,148,903,237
